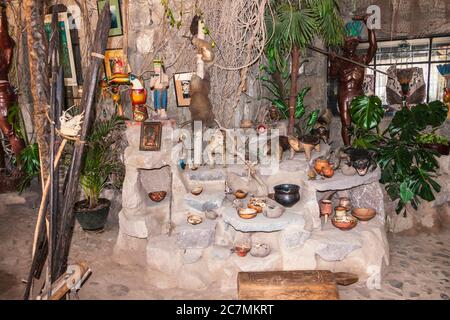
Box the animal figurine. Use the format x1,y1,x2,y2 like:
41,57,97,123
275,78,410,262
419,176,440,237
343,147,378,176
287,135,320,160
189,72,216,128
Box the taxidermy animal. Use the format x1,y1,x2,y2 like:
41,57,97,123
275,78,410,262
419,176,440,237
343,147,378,176
327,147,377,176
189,71,216,128
192,37,215,63
312,109,332,143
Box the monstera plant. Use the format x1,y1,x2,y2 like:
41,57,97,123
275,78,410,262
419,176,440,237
379,101,448,215
349,96,448,215
349,95,384,149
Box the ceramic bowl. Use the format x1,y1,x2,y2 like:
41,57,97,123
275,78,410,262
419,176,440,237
205,209,219,220
191,186,203,196
187,214,203,225
263,199,285,219
250,243,271,258
148,191,167,202
234,189,248,199
332,215,358,231
352,208,376,221
235,245,251,257
238,208,258,219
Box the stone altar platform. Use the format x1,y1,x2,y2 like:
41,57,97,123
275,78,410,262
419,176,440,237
115,123,390,291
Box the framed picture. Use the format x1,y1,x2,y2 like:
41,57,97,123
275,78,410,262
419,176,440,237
104,48,127,79
173,72,193,107
97,0,123,37
44,13,78,86
140,122,162,151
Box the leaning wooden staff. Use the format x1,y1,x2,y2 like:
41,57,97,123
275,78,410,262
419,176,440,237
24,2,111,300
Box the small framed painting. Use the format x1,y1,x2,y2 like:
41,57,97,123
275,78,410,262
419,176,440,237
104,48,127,79
173,72,193,107
97,0,123,37
140,122,162,151
44,13,78,86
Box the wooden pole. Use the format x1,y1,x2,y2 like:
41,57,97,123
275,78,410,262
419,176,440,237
53,3,111,280
307,45,390,77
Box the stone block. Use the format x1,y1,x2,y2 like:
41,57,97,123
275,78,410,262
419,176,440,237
312,228,362,262
118,210,148,238
279,223,311,249
175,219,216,249
280,241,318,270
349,182,385,223
184,192,225,211
232,252,282,272
186,168,227,181
182,248,204,264
146,235,183,275
214,220,235,246
315,242,362,262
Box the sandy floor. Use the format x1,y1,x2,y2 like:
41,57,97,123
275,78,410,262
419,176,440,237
0,189,449,300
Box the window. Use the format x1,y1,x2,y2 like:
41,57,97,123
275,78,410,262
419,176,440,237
327,36,450,111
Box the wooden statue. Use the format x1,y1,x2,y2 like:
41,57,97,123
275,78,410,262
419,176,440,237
149,59,169,119
0,3,25,168
330,14,377,145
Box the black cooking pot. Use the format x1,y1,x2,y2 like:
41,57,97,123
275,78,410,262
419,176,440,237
274,184,300,207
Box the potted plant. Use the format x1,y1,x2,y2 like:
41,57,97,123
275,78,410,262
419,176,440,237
265,0,344,134
417,133,449,156
74,114,124,231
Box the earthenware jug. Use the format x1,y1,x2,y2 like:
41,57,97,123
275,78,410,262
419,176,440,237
274,184,300,207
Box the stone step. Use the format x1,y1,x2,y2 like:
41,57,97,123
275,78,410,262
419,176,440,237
183,191,225,212
174,219,217,249
184,167,227,182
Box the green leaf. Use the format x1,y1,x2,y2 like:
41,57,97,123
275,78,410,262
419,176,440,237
399,181,414,203
294,87,310,119
350,95,384,131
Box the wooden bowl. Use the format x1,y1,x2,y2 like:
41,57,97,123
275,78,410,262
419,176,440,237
352,208,376,221
191,186,203,196
187,214,203,225
332,215,358,231
148,191,167,202
234,189,248,199
238,208,258,219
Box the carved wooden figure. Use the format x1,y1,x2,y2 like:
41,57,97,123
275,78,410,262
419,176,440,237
330,15,377,146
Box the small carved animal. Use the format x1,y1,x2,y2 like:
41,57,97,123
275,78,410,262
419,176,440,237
192,37,215,63
344,148,378,176
189,72,216,128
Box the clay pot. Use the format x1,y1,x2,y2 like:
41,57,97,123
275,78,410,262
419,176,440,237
250,243,271,258
74,199,110,231
130,88,147,106
319,199,333,217
148,191,167,202
263,199,285,219
274,184,300,207
191,186,203,196
332,215,358,231
339,197,351,210
314,158,330,174
322,167,334,178
234,189,248,199
235,245,251,257
334,206,348,219
238,208,258,219
352,208,376,221
187,214,203,225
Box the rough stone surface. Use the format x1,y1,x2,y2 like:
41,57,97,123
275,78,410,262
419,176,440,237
146,235,183,275
175,220,216,249
184,192,225,211
315,242,362,262
182,249,204,264
232,252,282,272
118,211,148,239
349,181,386,223
186,168,227,181
279,216,311,249
221,206,299,232
306,168,381,192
